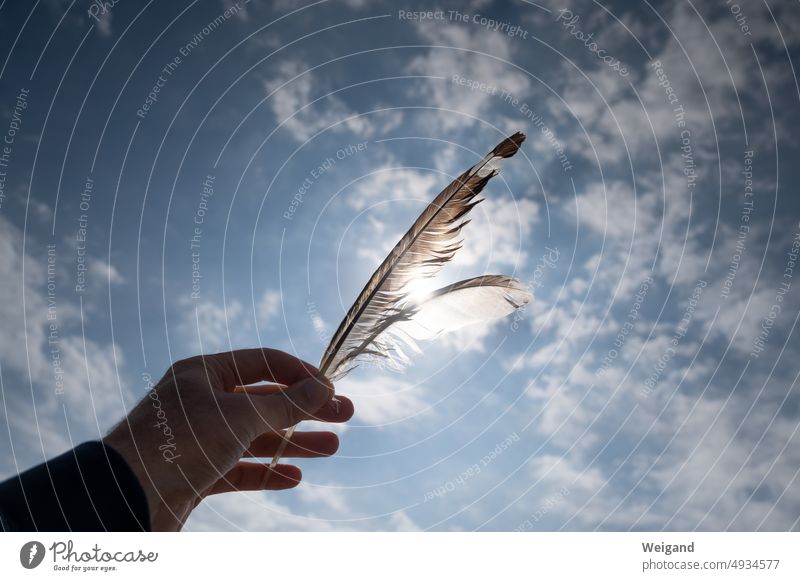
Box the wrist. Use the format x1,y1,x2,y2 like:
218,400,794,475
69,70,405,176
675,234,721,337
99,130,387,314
102,431,165,531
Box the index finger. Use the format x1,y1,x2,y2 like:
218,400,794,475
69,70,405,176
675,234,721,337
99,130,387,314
196,348,320,390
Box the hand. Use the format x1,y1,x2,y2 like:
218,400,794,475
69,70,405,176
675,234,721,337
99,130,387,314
102,349,354,531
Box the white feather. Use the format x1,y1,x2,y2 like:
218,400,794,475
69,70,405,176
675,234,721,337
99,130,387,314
397,275,533,342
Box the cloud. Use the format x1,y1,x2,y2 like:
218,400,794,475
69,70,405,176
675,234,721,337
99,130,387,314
89,258,125,286
434,323,497,355
56,336,130,434
454,195,539,271
349,185,538,282
27,198,53,222
264,60,402,142
223,0,250,21
298,483,350,513
529,453,607,497
387,510,420,531
0,216,50,383
257,289,282,326
338,373,429,426
508,296,800,531
347,165,440,212
406,19,531,132
185,488,421,531
0,216,131,471
177,298,247,353
553,0,797,170
185,491,344,531
94,10,112,37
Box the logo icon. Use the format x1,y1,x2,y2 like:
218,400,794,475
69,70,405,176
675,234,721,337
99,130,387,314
20,541,45,569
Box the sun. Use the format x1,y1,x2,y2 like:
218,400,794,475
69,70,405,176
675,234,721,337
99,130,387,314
403,278,440,306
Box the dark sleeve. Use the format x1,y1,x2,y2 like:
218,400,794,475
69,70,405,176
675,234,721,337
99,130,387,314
0,441,150,531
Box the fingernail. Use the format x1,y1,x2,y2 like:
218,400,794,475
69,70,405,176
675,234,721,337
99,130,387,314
300,376,332,408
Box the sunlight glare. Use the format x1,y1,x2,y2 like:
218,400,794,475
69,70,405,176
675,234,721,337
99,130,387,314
404,278,440,306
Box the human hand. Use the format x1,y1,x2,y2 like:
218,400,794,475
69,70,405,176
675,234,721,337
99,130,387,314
102,349,354,531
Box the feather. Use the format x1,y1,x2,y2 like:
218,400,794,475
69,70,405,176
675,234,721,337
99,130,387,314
334,275,533,373
396,275,533,342
320,131,526,380
268,132,527,472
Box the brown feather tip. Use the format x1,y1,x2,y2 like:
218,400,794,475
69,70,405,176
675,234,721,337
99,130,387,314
492,131,526,158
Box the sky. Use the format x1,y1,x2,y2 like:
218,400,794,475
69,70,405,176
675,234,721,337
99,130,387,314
0,0,799,531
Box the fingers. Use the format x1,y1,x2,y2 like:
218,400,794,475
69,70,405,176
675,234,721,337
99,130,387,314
234,389,355,423
230,374,335,434
308,395,355,423
208,462,301,495
245,431,339,458
173,349,321,391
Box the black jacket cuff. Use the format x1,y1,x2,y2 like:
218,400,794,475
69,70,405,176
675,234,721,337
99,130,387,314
0,441,150,531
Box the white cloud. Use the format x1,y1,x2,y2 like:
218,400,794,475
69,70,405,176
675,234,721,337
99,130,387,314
0,216,50,382
310,312,326,334
26,197,53,222
264,60,401,142
178,298,247,353
387,510,420,531
454,195,539,272
338,373,429,426
223,0,250,21
94,10,112,37
509,307,800,531
554,0,796,171
257,289,282,325
89,258,125,286
347,166,440,211
434,323,496,355
185,488,421,531
0,216,131,470
57,336,131,435
298,483,349,513
529,453,607,497
186,491,344,531
406,20,531,132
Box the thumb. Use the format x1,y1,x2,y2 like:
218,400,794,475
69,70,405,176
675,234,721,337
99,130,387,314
232,375,334,435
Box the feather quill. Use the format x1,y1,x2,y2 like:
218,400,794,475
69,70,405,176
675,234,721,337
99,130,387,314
268,132,527,472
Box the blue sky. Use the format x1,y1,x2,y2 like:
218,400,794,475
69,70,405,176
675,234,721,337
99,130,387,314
1,0,799,531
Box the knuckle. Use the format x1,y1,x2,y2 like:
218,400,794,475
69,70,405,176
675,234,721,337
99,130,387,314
259,394,295,431
272,397,296,429
169,355,205,374
162,356,222,393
